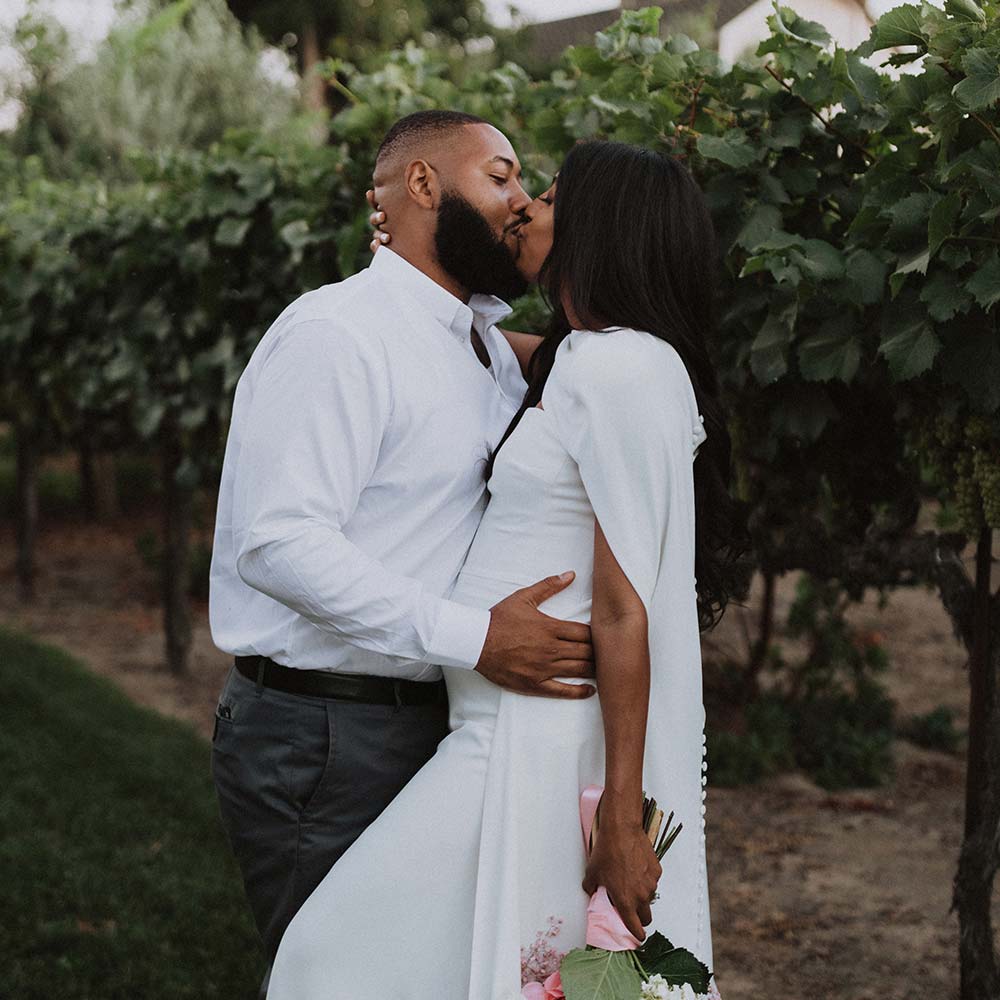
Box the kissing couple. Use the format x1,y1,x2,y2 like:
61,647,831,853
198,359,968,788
210,109,741,999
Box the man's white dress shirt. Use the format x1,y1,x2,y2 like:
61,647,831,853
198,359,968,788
209,247,528,681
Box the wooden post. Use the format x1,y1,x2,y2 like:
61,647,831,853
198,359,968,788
78,441,120,521
955,525,999,1000
15,421,38,602
301,19,327,113
746,566,775,698
161,432,192,675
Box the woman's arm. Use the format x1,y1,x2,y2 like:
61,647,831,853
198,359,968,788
498,328,543,380
581,519,662,941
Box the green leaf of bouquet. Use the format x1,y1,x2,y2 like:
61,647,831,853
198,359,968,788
967,249,1000,310
634,933,712,993
952,48,1000,111
858,4,927,56
878,306,941,380
634,931,674,965
560,947,643,1000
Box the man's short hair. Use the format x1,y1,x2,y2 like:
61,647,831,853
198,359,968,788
375,110,488,166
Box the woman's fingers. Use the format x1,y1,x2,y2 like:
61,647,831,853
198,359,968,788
366,192,388,255
609,890,646,941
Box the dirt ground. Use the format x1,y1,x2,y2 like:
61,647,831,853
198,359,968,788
1,512,996,1000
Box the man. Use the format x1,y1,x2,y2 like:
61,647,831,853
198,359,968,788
208,110,595,997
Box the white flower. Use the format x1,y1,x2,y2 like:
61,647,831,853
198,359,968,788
639,977,703,1000
639,975,671,1000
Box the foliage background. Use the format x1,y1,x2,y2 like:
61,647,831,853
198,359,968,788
1,0,998,995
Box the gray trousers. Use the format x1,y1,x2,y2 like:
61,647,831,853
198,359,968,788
210,663,450,996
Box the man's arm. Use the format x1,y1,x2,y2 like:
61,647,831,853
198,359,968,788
232,318,489,669
232,317,597,694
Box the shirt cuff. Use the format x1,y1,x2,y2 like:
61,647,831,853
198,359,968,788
426,599,491,670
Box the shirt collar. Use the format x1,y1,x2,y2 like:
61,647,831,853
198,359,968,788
369,247,513,344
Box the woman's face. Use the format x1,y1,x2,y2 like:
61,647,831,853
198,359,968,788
512,177,556,284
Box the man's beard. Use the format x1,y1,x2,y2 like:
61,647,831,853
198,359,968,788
434,190,529,302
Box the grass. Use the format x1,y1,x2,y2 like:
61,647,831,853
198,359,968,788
0,629,266,998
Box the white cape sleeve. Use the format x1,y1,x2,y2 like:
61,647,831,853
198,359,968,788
542,327,716,972
540,328,706,614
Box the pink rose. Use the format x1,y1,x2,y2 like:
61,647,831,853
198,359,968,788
521,970,564,1000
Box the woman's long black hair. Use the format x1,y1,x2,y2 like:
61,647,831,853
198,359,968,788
486,140,749,632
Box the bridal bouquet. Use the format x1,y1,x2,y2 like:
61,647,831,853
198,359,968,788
521,786,719,1000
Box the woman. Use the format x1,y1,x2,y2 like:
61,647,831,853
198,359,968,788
266,141,744,1000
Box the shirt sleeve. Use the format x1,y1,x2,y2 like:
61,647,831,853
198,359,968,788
541,329,701,614
231,319,491,669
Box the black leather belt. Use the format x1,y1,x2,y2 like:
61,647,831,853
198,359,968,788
234,655,447,707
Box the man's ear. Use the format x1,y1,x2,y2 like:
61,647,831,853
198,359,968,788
403,159,438,210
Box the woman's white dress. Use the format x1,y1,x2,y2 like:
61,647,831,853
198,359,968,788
266,328,719,1000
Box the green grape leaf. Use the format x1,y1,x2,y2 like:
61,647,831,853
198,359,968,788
966,250,1000,310
940,325,1000,412
883,192,934,234
928,192,962,257
920,270,974,321
791,239,845,282
890,248,930,297
735,203,784,251
858,4,927,56
944,0,987,24
878,308,941,380
751,302,797,384
845,249,888,305
798,316,862,383
771,4,831,46
214,216,251,247
696,129,763,168
952,48,1000,111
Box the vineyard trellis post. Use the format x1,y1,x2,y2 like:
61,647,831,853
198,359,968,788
14,420,38,602
160,425,193,675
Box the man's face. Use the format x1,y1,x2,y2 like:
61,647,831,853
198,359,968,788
434,190,529,302
433,124,532,300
